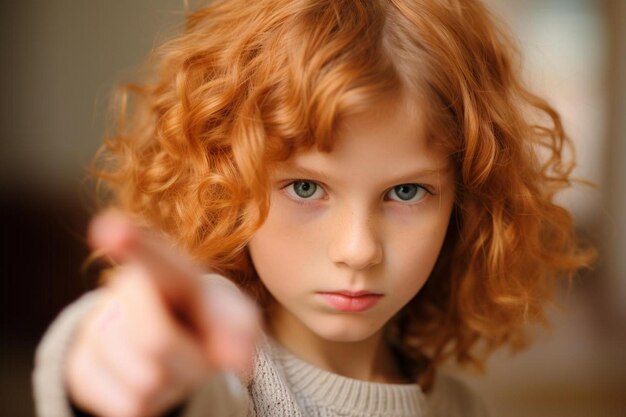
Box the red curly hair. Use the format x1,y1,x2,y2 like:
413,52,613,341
93,0,595,389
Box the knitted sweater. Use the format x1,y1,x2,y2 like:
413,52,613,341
33,290,490,417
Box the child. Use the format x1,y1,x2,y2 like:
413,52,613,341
33,0,594,416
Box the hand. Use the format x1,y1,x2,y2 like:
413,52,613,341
65,211,260,417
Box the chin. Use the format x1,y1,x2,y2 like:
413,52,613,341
306,314,385,343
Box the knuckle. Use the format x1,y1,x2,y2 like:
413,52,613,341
99,394,127,416
115,397,150,417
132,362,167,400
140,328,174,359
83,294,122,339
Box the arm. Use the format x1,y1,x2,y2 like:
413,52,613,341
33,290,102,417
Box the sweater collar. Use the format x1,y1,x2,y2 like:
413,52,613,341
269,339,426,416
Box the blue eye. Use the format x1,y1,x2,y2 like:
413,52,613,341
387,184,428,202
287,180,324,200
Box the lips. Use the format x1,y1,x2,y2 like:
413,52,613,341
317,291,383,312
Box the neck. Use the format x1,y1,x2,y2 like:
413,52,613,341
267,305,408,384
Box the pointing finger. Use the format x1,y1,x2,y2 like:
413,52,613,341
87,211,209,341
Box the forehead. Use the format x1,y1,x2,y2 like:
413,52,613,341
274,98,452,185
338,96,424,151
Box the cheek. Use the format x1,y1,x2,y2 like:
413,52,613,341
386,209,452,293
392,233,442,282
247,203,323,291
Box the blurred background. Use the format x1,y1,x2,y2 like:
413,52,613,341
0,0,624,416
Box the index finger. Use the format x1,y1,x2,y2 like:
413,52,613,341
88,210,208,337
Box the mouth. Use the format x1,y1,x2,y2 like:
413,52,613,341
316,291,384,312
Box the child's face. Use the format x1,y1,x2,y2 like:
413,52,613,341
248,99,455,345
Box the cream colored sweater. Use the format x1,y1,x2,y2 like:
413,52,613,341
33,290,490,417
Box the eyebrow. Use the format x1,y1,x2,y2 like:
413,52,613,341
275,162,452,185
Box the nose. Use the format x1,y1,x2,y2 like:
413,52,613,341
328,207,383,270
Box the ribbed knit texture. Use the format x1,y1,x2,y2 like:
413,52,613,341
248,338,304,417
266,340,425,417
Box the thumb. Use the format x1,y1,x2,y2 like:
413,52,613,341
200,276,261,378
